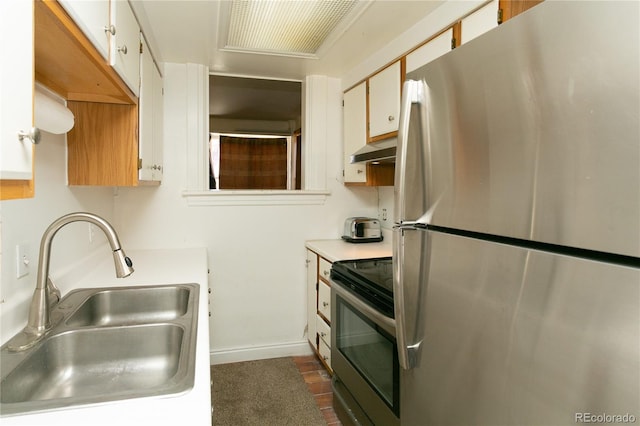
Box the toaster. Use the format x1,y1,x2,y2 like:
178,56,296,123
342,217,383,243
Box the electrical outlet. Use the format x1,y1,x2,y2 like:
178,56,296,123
16,244,31,279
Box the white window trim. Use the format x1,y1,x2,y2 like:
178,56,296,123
182,189,330,206
182,65,332,206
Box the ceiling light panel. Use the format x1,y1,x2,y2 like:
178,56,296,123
226,0,358,56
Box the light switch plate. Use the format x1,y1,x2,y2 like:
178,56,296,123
16,244,31,279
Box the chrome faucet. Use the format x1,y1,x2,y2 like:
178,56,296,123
9,212,134,351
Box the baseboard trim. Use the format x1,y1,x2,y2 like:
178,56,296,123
210,340,314,365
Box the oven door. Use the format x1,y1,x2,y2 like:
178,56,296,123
331,279,400,426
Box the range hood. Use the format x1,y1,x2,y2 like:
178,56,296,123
350,138,396,163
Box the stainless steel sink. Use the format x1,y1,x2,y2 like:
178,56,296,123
0,283,199,416
65,285,191,327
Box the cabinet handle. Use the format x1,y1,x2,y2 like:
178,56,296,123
388,115,395,122
357,169,364,174
323,270,330,277
323,355,329,361
320,332,327,337
323,301,329,308
104,25,116,35
118,45,128,55
17,127,41,144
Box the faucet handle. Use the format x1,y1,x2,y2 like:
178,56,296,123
46,277,61,308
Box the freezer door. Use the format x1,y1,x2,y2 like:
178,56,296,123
401,231,640,425
406,1,640,257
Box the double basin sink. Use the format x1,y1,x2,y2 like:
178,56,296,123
0,283,199,416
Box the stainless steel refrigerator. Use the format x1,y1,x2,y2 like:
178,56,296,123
393,2,639,425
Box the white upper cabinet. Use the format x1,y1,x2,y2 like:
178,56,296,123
368,61,401,139
138,35,163,183
343,82,367,183
150,60,163,182
110,0,140,96
461,0,499,45
58,0,110,60
406,28,453,74
0,0,34,180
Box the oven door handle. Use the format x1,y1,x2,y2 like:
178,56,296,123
331,280,396,337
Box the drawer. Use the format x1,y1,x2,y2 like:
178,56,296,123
318,281,331,322
318,338,332,370
319,257,332,283
316,314,331,346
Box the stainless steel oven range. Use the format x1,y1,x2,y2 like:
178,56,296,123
330,257,399,426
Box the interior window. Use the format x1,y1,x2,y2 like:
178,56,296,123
209,133,300,189
209,75,302,190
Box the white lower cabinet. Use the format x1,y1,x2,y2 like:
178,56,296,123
318,281,331,322
305,249,333,372
318,339,331,368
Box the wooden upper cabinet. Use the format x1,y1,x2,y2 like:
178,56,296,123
343,82,367,184
461,0,499,45
138,34,163,183
66,101,139,186
58,0,110,60
368,61,403,142
498,0,544,23
110,0,141,97
406,28,454,74
35,0,136,105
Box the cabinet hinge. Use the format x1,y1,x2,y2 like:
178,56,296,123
451,37,457,50
497,8,504,25
138,158,142,170
140,42,144,54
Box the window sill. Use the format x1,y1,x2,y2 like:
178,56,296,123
182,190,330,206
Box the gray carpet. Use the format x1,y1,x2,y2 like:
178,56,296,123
211,357,326,426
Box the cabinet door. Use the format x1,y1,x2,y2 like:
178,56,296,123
343,82,367,183
318,281,331,322
406,28,453,74
461,0,499,45
58,0,110,60
0,0,33,182
151,61,163,181
138,35,153,181
306,250,318,347
369,61,401,139
110,0,140,96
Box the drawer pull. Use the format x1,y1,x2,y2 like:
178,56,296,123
322,301,329,308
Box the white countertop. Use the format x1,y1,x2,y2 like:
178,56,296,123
305,237,392,262
2,248,211,426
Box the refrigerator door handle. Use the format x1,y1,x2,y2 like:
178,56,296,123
394,221,428,230
394,79,422,223
393,226,427,370
394,79,428,370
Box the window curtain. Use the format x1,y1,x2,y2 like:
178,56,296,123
218,136,287,189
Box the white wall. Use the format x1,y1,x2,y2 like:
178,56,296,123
0,132,114,344
113,63,379,363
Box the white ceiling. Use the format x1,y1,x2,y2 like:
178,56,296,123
131,1,444,81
